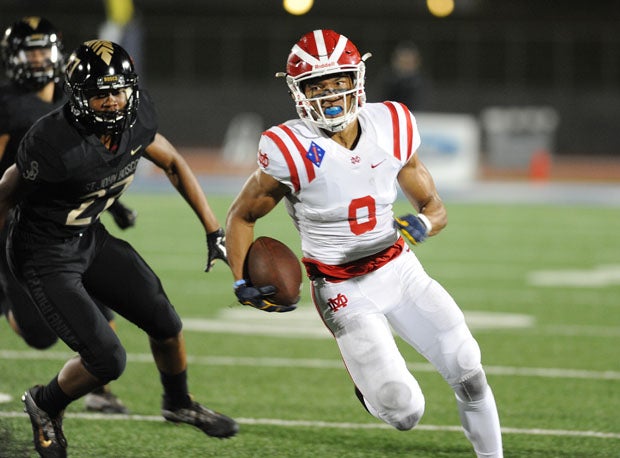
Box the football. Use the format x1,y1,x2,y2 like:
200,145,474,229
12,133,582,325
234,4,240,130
244,236,302,306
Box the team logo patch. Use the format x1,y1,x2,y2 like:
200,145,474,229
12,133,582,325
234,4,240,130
327,293,348,312
258,150,269,168
306,141,325,167
22,161,39,181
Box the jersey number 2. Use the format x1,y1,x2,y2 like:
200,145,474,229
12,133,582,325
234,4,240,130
65,176,134,226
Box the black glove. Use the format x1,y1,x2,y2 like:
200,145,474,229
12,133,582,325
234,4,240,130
393,213,431,245
234,279,297,313
108,200,137,230
205,228,229,272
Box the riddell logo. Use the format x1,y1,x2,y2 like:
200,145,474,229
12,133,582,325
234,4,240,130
313,62,337,69
327,293,348,312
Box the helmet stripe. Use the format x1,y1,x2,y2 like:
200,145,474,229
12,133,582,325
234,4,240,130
313,30,348,64
328,35,348,63
313,30,328,57
291,44,320,66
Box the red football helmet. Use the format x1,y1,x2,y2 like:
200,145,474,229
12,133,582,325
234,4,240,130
280,29,371,132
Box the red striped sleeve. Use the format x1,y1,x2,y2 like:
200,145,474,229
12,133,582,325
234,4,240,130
384,102,415,162
264,130,301,192
397,102,414,160
279,124,316,182
384,102,401,161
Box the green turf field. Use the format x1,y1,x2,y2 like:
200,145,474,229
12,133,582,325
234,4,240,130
1,192,618,457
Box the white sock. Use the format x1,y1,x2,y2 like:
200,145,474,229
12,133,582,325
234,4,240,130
455,386,503,458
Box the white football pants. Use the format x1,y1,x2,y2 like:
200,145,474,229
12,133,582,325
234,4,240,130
310,247,503,457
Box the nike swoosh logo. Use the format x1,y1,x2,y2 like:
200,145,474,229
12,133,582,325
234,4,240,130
39,429,52,448
130,145,143,156
371,159,386,169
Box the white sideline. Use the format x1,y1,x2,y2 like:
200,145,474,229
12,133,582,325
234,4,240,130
1,349,619,381
0,410,618,440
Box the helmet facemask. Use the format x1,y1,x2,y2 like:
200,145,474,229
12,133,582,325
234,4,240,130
70,79,139,136
286,65,367,133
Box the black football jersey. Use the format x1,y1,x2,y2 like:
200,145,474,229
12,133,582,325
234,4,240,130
0,83,65,175
15,90,158,239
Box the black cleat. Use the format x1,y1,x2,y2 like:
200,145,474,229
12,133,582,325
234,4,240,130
84,386,129,414
107,200,137,230
162,400,239,438
22,386,67,458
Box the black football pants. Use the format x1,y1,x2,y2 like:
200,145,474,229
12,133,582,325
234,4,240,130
2,212,115,349
10,221,183,382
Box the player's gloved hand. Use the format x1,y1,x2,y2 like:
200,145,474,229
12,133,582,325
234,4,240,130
394,213,432,245
205,228,229,272
233,279,297,313
108,200,137,230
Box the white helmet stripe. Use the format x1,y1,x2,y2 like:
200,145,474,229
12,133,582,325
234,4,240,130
328,35,348,63
313,29,348,63
291,44,320,66
291,30,350,67
313,30,328,58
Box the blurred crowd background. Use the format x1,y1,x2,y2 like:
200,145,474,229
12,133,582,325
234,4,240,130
2,0,619,180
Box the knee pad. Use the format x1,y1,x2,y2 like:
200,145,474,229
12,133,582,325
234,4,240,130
10,313,58,349
147,306,183,340
453,369,488,402
377,381,425,431
83,342,127,383
455,331,482,374
22,332,58,350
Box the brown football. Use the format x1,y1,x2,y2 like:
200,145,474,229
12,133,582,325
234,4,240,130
244,236,302,306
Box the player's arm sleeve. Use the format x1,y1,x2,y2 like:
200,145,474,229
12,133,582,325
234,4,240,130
16,133,67,185
135,89,159,145
256,133,296,192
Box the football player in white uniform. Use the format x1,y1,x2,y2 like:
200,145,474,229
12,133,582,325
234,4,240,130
225,29,503,457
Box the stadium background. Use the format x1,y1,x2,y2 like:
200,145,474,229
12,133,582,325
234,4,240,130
1,3,619,456
1,0,620,182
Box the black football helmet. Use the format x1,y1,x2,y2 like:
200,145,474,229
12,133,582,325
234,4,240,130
0,16,64,90
64,40,139,136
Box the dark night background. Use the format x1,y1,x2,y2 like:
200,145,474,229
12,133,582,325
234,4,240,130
2,0,620,162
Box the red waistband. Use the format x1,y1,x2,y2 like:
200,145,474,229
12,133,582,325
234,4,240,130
302,238,405,282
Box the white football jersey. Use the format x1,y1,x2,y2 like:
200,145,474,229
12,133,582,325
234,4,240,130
258,101,421,265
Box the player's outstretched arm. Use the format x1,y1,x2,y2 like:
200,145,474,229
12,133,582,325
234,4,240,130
144,133,226,270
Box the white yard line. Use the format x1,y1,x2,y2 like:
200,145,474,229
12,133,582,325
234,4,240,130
0,410,618,440
1,350,619,381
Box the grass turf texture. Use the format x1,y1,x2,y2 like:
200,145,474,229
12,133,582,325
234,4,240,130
0,193,618,457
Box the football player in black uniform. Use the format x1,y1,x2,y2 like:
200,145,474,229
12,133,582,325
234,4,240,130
0,17,130,415
0,40,237,457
